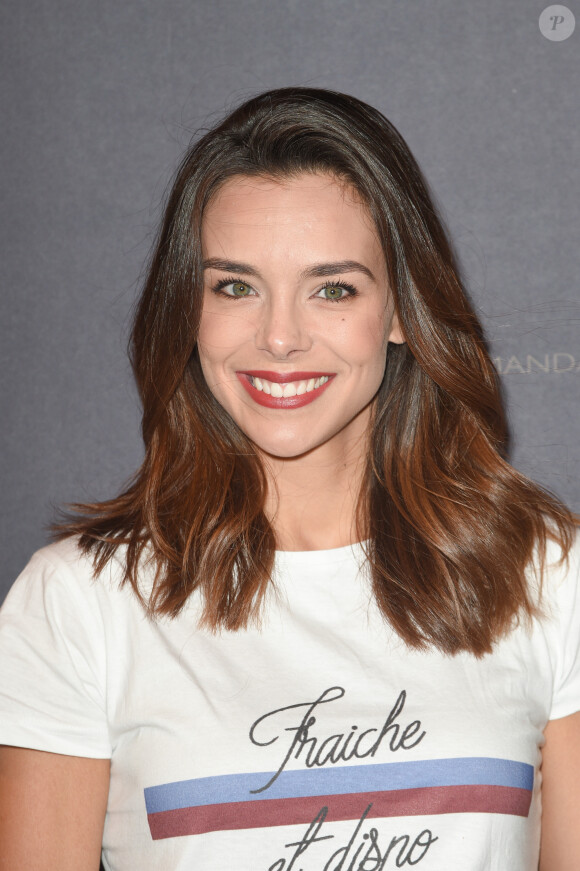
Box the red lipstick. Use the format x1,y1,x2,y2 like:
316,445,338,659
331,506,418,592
236,371,335,409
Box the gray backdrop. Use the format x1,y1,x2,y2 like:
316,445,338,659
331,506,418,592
2,0,579,600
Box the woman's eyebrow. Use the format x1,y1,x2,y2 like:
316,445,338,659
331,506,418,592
302,261,376,281
203,258,260,276
202,258,376,281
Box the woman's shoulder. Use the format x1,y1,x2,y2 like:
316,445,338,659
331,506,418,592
26,534,98,576
532,528,580,610
2,535,140,622
525,528,580,721
15,536,118,588
0,537,117,757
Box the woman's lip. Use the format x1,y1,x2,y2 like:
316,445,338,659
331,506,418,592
238,370,334,383
236,372,335,409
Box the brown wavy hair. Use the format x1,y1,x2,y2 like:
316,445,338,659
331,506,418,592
55,87,575,655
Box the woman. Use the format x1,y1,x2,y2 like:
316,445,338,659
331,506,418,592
0,87,578,871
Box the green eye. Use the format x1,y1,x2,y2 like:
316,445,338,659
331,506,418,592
322,285,345,300
231,282,252,297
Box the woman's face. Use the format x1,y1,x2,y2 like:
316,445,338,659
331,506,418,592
197,172,403,462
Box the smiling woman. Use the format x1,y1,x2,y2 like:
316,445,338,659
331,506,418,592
0,88,578,871
197,173,403,476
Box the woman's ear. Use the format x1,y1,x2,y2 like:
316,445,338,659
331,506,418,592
388,311,405,345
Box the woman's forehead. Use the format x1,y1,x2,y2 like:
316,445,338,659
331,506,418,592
202,172,380,256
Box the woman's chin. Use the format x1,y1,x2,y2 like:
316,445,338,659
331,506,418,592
254,441,322,462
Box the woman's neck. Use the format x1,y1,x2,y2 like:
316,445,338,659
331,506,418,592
262,439,367,552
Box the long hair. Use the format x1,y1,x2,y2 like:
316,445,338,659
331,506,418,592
55,87,575,654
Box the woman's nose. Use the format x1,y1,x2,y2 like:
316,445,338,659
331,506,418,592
255,298,312,359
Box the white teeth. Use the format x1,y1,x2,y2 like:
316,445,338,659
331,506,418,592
249,375,329,397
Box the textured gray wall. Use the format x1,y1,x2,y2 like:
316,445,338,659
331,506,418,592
2,0,578,599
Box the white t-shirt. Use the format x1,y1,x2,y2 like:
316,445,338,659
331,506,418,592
1,536,579,870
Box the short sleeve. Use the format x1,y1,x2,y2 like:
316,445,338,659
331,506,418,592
0,543,112,757
541,536,580,721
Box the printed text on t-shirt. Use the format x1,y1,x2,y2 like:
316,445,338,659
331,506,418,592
249,687,425,793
